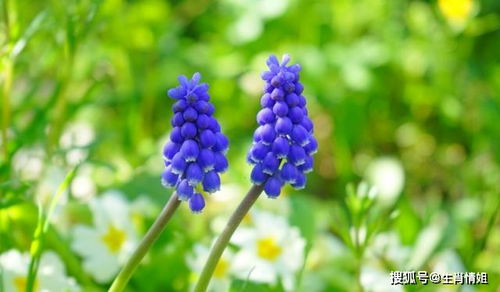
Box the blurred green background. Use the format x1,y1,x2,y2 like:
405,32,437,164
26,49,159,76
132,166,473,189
1,0,499,291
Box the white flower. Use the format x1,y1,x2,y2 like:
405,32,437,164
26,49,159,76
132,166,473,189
70,190,138,283
0,249,80,292
70,165,97,200
366,157,405,206
59,122,95,166
12,146,45,180
187,244,233,292
231,211,305,291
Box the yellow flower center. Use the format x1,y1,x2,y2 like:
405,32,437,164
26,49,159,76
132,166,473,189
257,237,282,261
438,0,473,21
14,276,39,292
213,258,229,278
101,224,127,253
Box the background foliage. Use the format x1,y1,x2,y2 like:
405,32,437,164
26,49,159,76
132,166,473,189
1,0,499,291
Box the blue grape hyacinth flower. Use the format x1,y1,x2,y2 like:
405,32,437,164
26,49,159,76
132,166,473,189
248,54,317,198
161,73,229,213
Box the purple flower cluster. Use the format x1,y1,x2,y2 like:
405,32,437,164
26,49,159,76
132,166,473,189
161,73,229,213
248,55,317,198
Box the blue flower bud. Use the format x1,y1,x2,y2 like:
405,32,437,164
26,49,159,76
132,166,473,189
261,93,275,107
163,141,180,161
286,93,299,107
198,149,215,172
214,152,228,173
194,100,210,113
177,179,194,201
301,116,314,133
291,172,306,189
260,124,276,145
257,108,275,125
250,164,269,185
189,192,205,213
280,162,298,183
208,117,221,132
298,95,306,107
275,117,293,135
213,132,229,153
170,127,183,143
262,152,279,175
173,99,188,112
206,103,215,115
171,152,187,174
271,136,290,158
288,145,306,166
172,112,185,127
262,71,274,80
183,107,198,122
249,142,269,162
291,125,309,146
186,163,203,186
264,175,283,198
197,114,211,129
161,166,179,187
271,88,285,100
295,82,304,94
288,107,304,124
283,82,295,93
273,102,289,117
304,136,318,155
202,170,220,193
264,83,273,93
178,75,189,87
271,76,282,87
200,129,216,148
186,92,198,103
298,155,313,173
253,129,262,143
168,87,187,99
181,122,197,139
180,139,199,162
266,55,279,67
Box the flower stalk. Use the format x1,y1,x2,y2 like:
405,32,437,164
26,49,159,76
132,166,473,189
193,184,264,292
109,193,181,292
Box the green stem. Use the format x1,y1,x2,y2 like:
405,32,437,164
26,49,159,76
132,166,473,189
109,193,181,292
1,0,12,161
194,184,264,292
1,60,12,161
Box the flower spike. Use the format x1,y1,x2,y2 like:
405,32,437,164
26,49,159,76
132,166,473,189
247,55,317,197
162,73,228,213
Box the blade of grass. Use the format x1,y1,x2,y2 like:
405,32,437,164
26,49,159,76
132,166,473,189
25,164,79,291
11,10,48,59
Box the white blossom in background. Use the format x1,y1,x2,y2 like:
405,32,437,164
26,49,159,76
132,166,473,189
71,190,138,283
70,165,97,200
366,232,410,268
366,157,405,206
187,244,233,292
361,266,403,292
224,0,290,44
0,249,80,292
231,210,305,291
59,122,95,166
12,146,45,180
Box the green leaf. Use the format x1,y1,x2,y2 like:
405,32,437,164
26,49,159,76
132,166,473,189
25,164,79,291
11,10,48,59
